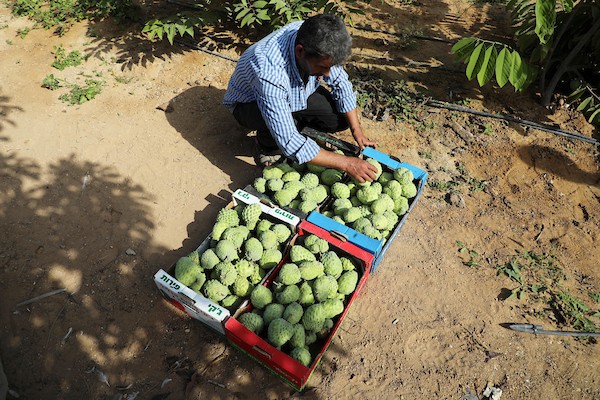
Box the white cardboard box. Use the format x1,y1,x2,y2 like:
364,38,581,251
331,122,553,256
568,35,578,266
154,188,300,335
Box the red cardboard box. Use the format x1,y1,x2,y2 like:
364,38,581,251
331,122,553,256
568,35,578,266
224,220,373,390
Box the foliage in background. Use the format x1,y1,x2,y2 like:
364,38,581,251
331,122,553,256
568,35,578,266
9,0,139,34
452,0,600,126
142,0,368,45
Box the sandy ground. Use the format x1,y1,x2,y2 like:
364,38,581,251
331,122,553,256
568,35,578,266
1,1,600,399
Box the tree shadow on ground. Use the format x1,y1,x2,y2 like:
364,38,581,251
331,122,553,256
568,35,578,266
0,92,23,133
80,1,252,71
517,144,600,187
0,147,296,399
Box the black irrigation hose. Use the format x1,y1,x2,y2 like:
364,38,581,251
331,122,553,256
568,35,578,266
352,24,455,44
174,38,240,62
426,100,600,146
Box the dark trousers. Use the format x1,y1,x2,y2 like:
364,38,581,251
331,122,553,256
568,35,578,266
232,85,349,150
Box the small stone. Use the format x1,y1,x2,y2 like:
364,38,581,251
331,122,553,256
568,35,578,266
125,248,136,256
447,192,465,208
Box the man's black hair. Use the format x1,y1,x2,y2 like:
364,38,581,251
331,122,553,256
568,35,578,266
295,14,352,65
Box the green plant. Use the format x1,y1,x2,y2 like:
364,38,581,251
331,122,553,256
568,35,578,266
142,0,368,42
451,0,600,127
496,249,600,332
58,78,103,105
351,75,423,125
482,123,494,135
51,44,85,70
9,0,139,34
427,180,460,191
418,151,432,159
550,290,597,332
456,241,481,268
142,9,221,45
496,257,524,285
42,74,61,90
17,27,30,38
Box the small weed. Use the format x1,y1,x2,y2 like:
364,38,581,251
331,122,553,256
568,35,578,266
565,147,575,154
418,151,432,159
350,69,425,127
455,162,467,175
428,180,459,191
456,241,480,268
454,98,472,106
589,292,600,303
6,39,13,45
550,291,597,332
496,249,599,333
496,258,523,285
483,123,494,135
467,177,488,192
51,44,85,70
42,74,61,90
17,27,30,38
59,79,103,105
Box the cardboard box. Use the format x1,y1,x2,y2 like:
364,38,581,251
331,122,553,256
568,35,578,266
224,220,373,390
307,147,428,272
154,188,300,335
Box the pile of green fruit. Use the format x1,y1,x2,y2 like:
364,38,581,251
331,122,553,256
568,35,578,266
173,202,292,310
236,234,361,367
252,158,345,213
320,159,419,241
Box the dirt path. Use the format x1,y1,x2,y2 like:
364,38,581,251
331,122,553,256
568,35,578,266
1,1,599,399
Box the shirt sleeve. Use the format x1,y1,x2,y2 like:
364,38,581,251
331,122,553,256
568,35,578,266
254,76,321,164
325,65,357,114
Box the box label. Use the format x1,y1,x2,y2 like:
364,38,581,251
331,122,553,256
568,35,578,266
154,269,229,335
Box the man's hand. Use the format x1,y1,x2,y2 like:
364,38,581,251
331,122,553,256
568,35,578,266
310,149,378,183
345,156,378,183
344,109,377,149
352,128,377,150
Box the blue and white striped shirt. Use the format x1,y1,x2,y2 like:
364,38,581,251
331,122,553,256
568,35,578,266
223,21,357,164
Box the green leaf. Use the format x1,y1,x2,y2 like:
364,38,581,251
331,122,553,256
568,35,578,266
466,42,485,81
253,0,268,8
236,8,250,20
560,0,573,12
495,47,512,88
589,107,600,123
166,25,176,45
155,26,164,40
240,13,254,27
567,86,586,102
451,37,477,61
577,96,593,111
509,51,528,90
535,0,557,44
477,44,498,86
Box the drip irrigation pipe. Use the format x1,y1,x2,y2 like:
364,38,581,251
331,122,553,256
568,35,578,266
426,99,600,146
174,38,239,62
352,24,454,44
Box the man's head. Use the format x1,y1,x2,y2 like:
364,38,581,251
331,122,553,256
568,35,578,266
295,14,352,77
